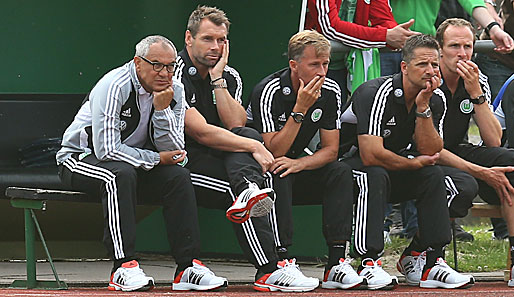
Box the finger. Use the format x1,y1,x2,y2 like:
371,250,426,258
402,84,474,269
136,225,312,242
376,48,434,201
280,168,292,178
304,76,320,90
298,78,305,91
400,19,415,29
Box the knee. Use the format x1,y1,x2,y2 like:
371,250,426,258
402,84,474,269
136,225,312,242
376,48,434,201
231,126,263,142
113,163,137,182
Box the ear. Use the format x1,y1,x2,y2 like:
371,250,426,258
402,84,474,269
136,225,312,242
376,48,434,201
289,59,297,73
134,56,142,71
185,30,193,47
400,60,407,75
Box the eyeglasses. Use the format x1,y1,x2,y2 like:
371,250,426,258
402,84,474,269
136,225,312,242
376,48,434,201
139,56,176,73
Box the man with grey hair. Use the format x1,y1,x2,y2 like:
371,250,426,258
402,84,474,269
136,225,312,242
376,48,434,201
56,35,227,292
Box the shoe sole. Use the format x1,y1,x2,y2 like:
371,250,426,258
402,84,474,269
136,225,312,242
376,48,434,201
419,279,473,289
108,280,154,292
366,278,398,290
253,283,318,292
226,192,274,223
172,279,228,291
321,280,362,290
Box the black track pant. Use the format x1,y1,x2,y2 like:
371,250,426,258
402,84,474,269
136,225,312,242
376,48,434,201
342,155,452,255
59,154,200,265
185,127,278,269
452,144,514,205
270,160,354,248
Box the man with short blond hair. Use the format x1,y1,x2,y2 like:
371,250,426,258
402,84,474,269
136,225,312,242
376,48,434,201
248,30,361,291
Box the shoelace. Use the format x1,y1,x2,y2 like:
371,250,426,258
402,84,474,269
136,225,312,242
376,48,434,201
280,259,304,278
191,263,215,277
334,258,355,274
122,266,146,281
413,251,426,274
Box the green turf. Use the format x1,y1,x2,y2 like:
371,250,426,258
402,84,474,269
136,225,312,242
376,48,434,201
384,223,509,272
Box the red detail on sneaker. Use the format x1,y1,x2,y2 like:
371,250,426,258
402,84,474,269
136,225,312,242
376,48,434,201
323,269,331,282
121,260,138,268
277,260,287,268
421,267,432,281
226,193,270,224
173,270,185,284
255,273,272,285
107,286,116,291
376,260,382,266
193,259,205,266
411,251,421,256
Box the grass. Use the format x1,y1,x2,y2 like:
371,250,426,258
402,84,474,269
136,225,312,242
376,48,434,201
383,223,509,272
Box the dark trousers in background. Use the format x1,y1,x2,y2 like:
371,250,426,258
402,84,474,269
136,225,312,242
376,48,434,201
270,160,354,249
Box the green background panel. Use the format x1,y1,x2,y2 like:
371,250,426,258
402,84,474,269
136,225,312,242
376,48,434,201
136,206,327,258
0,0,301,104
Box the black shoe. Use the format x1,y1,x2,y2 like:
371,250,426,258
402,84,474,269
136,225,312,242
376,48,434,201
452,223,474,242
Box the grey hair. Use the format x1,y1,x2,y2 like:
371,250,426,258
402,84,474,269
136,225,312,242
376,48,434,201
134,35,177,57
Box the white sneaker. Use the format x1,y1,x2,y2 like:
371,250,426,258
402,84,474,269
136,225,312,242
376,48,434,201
108,260,154,292
420,257,474,289
397,251,426,286
358,258,398,290
322,258,365,289
254,259,319,292
226,182,275,223
172,259,228,291
509,265,514,287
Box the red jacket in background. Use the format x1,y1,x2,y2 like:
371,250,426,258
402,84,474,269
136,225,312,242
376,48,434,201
306,0,398,49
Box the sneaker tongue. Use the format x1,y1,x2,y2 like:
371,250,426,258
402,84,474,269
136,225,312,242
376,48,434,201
193,259,205,267
376,260,382,266
338,258,345,264
121,260,139,268
277,260,287,268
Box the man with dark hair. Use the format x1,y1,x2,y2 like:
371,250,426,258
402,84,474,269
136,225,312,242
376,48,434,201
174,6,320,293
56,35,228,292
339,34,474,289
435,17,514,287
248,30,364,291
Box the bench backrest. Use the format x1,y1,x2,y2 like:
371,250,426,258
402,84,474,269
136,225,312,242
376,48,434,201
0,94,85,167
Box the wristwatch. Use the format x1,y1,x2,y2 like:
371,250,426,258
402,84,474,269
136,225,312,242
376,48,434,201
211,78,228,89
290,111,305,123
415,106,432,118
470,94,486,105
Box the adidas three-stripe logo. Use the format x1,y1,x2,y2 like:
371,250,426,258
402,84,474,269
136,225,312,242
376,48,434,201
188,271,204,285
273,274,294,287
433,270,450,283
116,275,126,284
332,271,347,283
364,271,374,279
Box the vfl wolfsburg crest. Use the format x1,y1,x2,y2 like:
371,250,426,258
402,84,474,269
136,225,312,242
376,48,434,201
460,99,474,114
311,108,323,122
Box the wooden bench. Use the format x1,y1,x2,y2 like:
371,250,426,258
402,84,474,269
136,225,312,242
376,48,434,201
471,202,511,281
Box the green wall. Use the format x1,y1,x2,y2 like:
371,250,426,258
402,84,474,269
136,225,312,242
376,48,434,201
1,0,301,102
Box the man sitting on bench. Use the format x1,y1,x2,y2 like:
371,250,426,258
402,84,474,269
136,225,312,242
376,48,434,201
56,35,228,292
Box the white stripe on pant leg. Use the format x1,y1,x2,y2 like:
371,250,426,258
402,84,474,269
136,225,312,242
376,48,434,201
353,170,369,256
445,176,459,208
63,158,125,259
264,172,282,247
189,172,268,265
72,160,124,259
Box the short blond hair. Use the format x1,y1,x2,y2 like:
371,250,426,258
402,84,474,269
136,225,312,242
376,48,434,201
288,30,330,61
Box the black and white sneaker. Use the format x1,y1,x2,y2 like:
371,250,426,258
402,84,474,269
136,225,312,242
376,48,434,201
108,260,154,292
172,259,228,291
358,258,398,290
253,259,319,292
420,258,474,289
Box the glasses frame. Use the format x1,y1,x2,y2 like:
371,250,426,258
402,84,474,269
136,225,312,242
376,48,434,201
138,56,176,73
